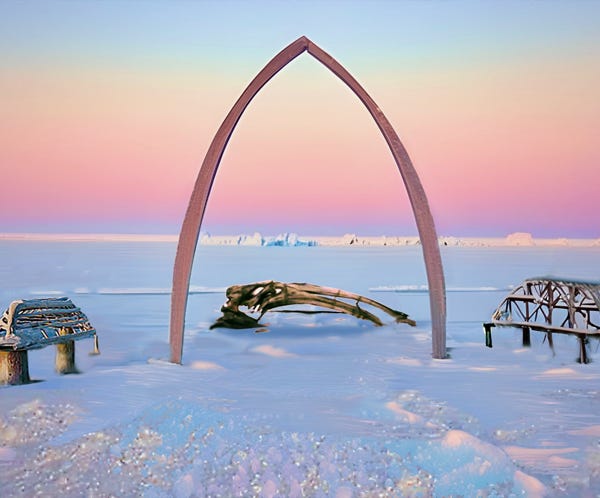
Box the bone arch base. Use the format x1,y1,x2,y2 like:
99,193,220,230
170,36,447,363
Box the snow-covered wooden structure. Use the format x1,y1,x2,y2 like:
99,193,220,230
0,297,98,385
484,278,600,363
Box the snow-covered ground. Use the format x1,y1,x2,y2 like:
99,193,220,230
1,240,600,496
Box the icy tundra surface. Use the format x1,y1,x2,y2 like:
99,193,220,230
1,241,600,497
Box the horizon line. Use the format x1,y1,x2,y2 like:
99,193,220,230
0,231,598,242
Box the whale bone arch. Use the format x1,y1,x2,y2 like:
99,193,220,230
169,36,446,363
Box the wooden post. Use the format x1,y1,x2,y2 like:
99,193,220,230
546,282,553,325
547,332,555,355
484,323,493,348
90,334,100,355
55,341,78,374
578,336,589,364
522,326,531,347
0,350,31,385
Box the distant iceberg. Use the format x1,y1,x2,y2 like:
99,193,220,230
263,233,316,247
199,232,316,247
192,231,600,248
237,232,263,246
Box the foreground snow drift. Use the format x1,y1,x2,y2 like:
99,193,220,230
1,242,600,496
0,390,541,497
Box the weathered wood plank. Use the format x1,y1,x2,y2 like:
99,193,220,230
13,308,82,318
13,318,90,330
492,320,600,336
0,327,96,351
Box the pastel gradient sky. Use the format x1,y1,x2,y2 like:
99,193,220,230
1,1,599,237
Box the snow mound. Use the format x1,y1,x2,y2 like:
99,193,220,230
506,232,535,246
250,344,298,358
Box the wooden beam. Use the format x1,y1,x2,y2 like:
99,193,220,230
492,320,599,336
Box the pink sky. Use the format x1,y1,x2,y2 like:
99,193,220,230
1,2,599,237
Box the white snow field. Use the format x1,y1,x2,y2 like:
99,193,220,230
1,240,599,497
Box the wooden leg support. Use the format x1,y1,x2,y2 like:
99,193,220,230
56,340,79,374
522,326,531,347
0,350,31,385
578,336,590,364
484,323,494,348
90,334,100,355
547,332,555,356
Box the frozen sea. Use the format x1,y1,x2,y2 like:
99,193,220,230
1,240,600,497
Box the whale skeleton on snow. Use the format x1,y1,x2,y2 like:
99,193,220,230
210,281,416,330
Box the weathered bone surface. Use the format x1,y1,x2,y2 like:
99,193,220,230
210,281,416,330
